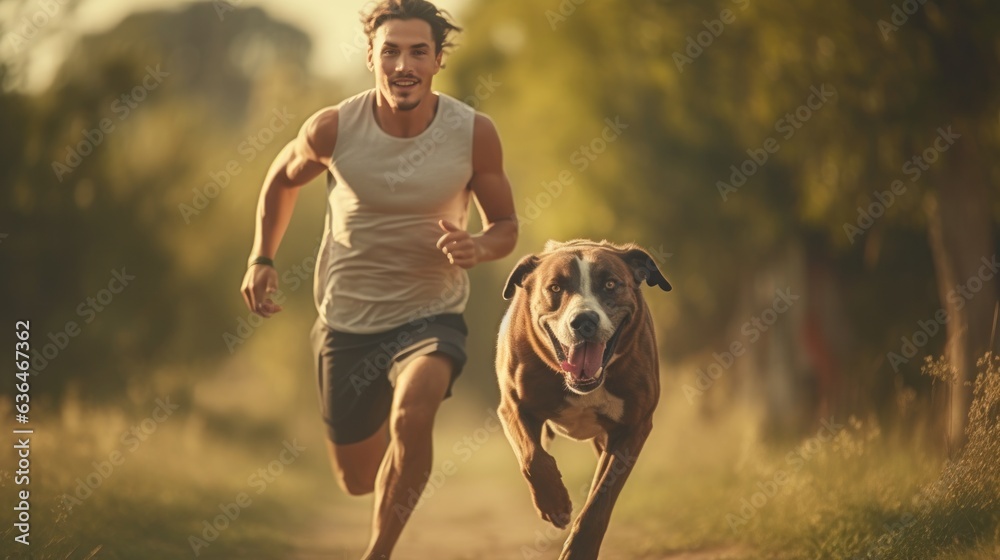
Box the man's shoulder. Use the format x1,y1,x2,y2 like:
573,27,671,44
305,89,373,128
300,94,362,162
305,106,339,128
435,91,472,112
472,111,496,129
435,93,498,136
308,89,372,122
471,111,500,141
301,107,339,159
336,88,374,110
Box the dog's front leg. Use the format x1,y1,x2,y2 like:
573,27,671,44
498,401,573,529
558,419,652,560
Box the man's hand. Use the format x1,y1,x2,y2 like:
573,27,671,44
241,264,284,317
436,220,479,269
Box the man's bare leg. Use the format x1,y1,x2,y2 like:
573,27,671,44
362,353,453,559
325,421,388,496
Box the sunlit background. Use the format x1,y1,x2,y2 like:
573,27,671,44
2,0,999,558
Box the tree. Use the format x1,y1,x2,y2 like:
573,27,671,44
1,4,330,400
443,0,1000,443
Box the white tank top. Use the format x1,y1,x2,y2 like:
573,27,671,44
313,89,475,333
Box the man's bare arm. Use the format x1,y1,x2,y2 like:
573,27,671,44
249,108,338,261
437,113,518,268
241,108,337,315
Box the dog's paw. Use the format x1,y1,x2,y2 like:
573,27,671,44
525,455,573,529
531,481,573,529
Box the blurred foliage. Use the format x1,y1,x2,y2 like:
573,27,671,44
1,3,338,403
879,354,1000,558
1,0,998,428
1,2,999,554
440,0,1000,421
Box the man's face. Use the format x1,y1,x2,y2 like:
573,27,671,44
368,18,441,111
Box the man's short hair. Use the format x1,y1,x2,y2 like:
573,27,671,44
362,0,462,55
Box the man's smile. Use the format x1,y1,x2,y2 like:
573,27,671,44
391,77,420,91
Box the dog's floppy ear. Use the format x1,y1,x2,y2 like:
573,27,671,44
502,254,540,300
619,247,672,291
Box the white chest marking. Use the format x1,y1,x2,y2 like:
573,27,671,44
547,386,626,441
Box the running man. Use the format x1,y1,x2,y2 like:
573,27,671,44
239,1,517,557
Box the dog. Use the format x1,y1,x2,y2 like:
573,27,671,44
496,239,671,559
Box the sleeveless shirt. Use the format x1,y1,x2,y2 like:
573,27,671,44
312,89,475,333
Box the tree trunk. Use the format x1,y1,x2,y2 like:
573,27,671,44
925,132,998,452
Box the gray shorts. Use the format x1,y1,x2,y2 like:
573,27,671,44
309,313,467,444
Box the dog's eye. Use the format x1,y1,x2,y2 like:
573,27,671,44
548,284,561,293
604,280,618,291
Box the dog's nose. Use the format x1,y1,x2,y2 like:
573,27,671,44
570,311,600,338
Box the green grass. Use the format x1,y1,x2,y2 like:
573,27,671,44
594,354,1000,560
0,398,330,559
534,355,1000,560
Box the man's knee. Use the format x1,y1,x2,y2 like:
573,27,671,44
326,437,383,496
389,353,452,445
393,353,453,408
330,453,378,496
336,468,376,496
390,402,438,442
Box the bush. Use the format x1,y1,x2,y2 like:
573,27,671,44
876,354,1000,559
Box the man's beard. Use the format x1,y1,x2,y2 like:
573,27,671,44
386,80,421,111
395,98,420,111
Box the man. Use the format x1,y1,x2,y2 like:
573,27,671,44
239,1,517,558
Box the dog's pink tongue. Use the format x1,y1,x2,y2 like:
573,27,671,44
560,342,606,380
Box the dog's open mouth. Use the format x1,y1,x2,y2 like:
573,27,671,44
544,319,627,391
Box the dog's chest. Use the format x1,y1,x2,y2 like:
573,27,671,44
547,387,626,441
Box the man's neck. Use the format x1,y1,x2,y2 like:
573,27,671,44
372,91,439,138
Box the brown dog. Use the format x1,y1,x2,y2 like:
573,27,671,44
496,239,671,559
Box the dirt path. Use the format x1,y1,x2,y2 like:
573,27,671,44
287,402,749,560
289,475,745,560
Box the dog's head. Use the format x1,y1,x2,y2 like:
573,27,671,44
502,239,671,395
